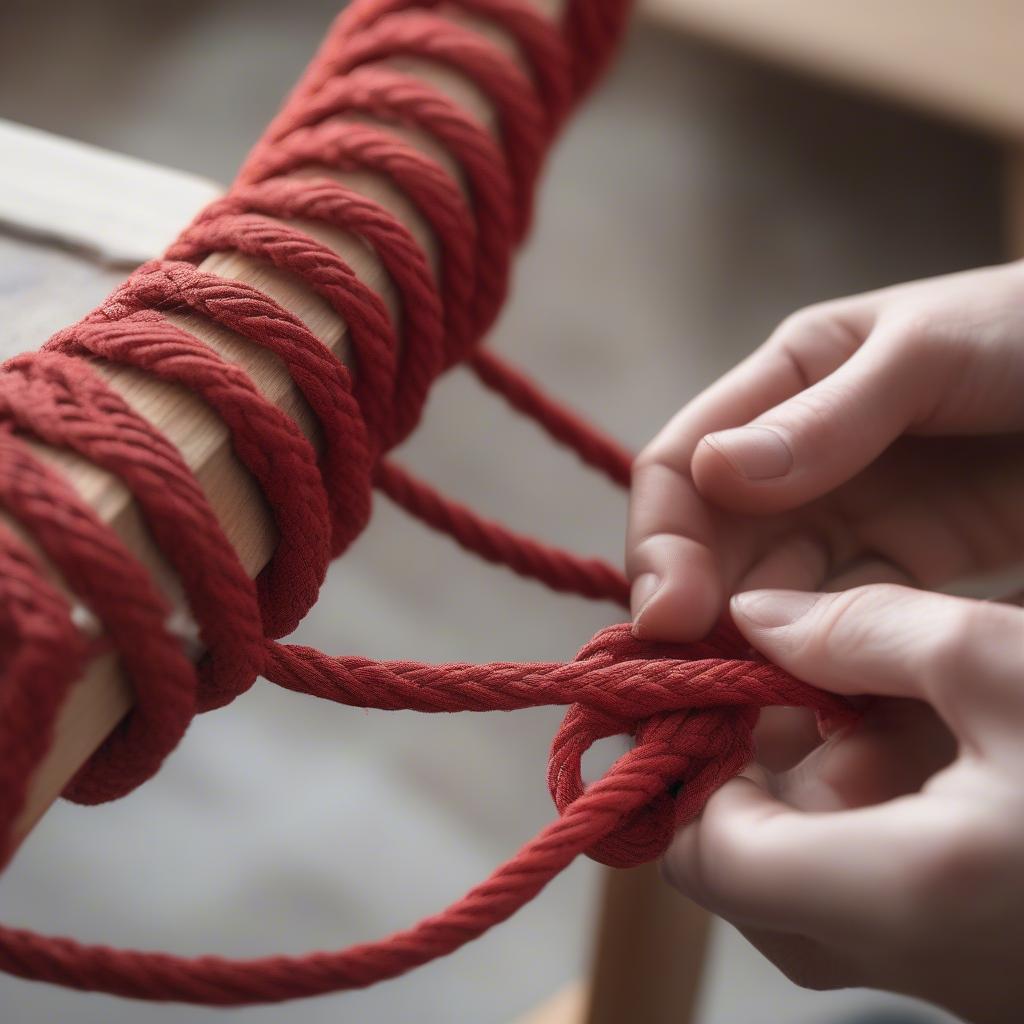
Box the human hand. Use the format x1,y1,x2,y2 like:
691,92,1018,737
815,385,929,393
627,262,1024,640
626,263,1024,1019
663,584,1024,1024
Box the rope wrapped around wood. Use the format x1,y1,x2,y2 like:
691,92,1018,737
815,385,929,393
0,0,855,1005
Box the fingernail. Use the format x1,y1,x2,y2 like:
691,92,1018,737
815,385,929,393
631,573,661,623
703,426,792,481
731,589,822,628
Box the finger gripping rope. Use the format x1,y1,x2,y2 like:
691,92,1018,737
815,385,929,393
0,0,855,1005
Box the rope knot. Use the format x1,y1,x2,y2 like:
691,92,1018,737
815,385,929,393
547,623,852,869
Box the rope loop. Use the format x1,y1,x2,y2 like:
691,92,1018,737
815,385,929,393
0,0,860,1007
0,427,199,811
550,626,762,868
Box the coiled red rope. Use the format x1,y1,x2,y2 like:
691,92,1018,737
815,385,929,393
0,0,854,1004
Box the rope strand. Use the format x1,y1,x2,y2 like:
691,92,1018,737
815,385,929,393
0,0,854,1005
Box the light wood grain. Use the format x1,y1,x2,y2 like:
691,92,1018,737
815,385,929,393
511,981,586,1024
7,8,527,845
511,865,709,1024
7,7,714,1023
585,862,709,1024
644,0,1024,139
0,119,221,267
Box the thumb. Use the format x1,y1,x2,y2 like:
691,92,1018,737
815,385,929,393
692,329,929,514
729,584,1024,755
663,585,1023,946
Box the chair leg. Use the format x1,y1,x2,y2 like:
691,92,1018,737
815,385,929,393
583,863,711,1024
513,981,588,1024
511,865,710,1024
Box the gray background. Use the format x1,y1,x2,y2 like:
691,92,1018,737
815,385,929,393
0,3,1000,1021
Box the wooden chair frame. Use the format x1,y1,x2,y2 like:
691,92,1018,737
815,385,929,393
7,2,1024,1021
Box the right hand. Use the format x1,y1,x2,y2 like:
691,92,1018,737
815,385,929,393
664,582,1024,1024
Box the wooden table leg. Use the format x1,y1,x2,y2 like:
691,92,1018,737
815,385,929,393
514,981,588,1024
512,865,710,1024
583,864,710,1024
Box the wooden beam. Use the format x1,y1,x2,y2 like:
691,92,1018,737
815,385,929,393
643,0,1024,139
0,119,220,267
8,7,714,1023
7,3,548,846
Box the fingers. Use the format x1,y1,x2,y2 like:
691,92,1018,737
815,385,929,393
822,554,914,590
629,268,1024,643
771,699,956,813
628,301,875,639
724,925,865,993
663,772,975,940
692,262,1024,514
730,584,1024,754
692,324,939,515
735,533,832,594
753,707,822,772
663,584,1021,941
626,458,727,640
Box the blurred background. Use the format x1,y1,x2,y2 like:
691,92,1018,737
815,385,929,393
0,1,1006,1022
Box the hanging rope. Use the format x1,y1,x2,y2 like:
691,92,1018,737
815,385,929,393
0,0,854,1005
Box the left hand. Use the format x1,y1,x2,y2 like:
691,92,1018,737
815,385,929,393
626,265,1024,642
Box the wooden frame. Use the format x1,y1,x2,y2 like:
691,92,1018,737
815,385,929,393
8,1,547,846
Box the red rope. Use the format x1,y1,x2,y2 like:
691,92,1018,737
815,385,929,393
0,0,854,1005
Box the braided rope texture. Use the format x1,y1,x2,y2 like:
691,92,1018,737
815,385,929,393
0,0,854,1005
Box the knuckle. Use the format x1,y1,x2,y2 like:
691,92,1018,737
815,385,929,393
776,387,845,434
871,307,946,373
917,601,987,700
690,801,761,913
883,307,939,347
632,439,681,478
767,304,862,386
771,305,824,341
770,304,836,347
808,584,904,663
631,442,660,477
629,532,682,567
872,307,976,425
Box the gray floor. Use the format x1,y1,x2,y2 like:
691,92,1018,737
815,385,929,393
0,3,1002,1022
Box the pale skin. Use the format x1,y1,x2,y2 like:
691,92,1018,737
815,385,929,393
626,262,1024,1022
